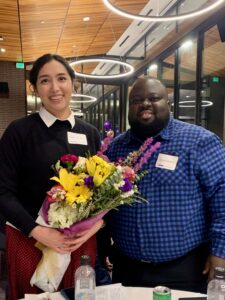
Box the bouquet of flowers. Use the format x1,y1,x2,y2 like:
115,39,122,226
30,123,161,292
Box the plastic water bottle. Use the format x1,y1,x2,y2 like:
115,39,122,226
75,255,96,300
207,267,225,300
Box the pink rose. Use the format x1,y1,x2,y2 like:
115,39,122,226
60,154,78,164
122,166,136,181
46,184,66,203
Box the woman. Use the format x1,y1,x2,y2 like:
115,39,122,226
0,54,103,300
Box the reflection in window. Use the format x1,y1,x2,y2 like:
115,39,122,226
202,25,225,141
108,97,114,128
161,53,175,117
114,90,120,135
178,38,197,123
147,63,158,78
104,96,108,130
98,102,102,135
26,94,41,115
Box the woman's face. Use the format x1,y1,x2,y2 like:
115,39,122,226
35,60,73,119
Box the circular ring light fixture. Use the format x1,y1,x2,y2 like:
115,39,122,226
102,0,224,22
171,100,213,108
70,58,134,79
71,93,97,103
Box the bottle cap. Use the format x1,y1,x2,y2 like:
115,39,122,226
214,267,225,279
80,255,91,266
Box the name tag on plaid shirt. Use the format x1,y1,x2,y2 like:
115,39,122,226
155,153,178,171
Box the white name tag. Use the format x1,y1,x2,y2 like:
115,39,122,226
67,132,87,145
155,153,178,171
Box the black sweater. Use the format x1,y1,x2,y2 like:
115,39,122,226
0,113,101,235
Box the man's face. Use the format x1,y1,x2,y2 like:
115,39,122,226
128,78,170,137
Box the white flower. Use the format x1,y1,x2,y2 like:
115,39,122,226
48,202,78,228
113,180,124,190
121,189,134,198
73,156,87,170
115,165,123,174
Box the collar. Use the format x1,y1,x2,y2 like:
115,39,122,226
124,116,174,145
39,106,75,128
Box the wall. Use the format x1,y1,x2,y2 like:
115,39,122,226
0,61,26,137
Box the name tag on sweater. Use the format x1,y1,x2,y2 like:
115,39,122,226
155,153,178,170
67,132,87,145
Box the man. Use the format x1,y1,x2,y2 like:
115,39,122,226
98,77,225,293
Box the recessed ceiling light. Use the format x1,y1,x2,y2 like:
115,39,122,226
1,48,6,53
83,17,90,22
163,25,170,30
180,40,193,49
149,64,158,71
40,21,45,24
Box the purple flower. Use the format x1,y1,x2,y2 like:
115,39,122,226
115,127,119,136
97,127,114,157
84,176,94,188
120,178,132,192
134,141,161,172
104,121,112,131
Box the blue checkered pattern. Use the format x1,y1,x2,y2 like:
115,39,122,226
105,117,225,262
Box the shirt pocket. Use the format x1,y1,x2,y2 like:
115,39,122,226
151,150,195,186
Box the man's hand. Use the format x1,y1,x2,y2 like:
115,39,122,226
104,256,113,271
203,255,225,281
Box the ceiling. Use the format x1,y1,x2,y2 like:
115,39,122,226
0,0,149,63
1,0,225,114
1,0,224,65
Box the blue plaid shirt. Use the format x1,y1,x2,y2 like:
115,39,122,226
106,117,225,262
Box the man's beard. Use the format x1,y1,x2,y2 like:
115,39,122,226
129,117,169,140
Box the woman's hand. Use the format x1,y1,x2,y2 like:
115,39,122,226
30,219,104,253
30,225,71,254
63,219,104,252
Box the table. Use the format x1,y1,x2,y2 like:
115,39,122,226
23,285,207,300
123,287,206,300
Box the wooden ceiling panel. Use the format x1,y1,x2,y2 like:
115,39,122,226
69,0,108,14
109,1,149,14
0,0,224,85
0,0,149,63
19,0,71,13
0,0,21,61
